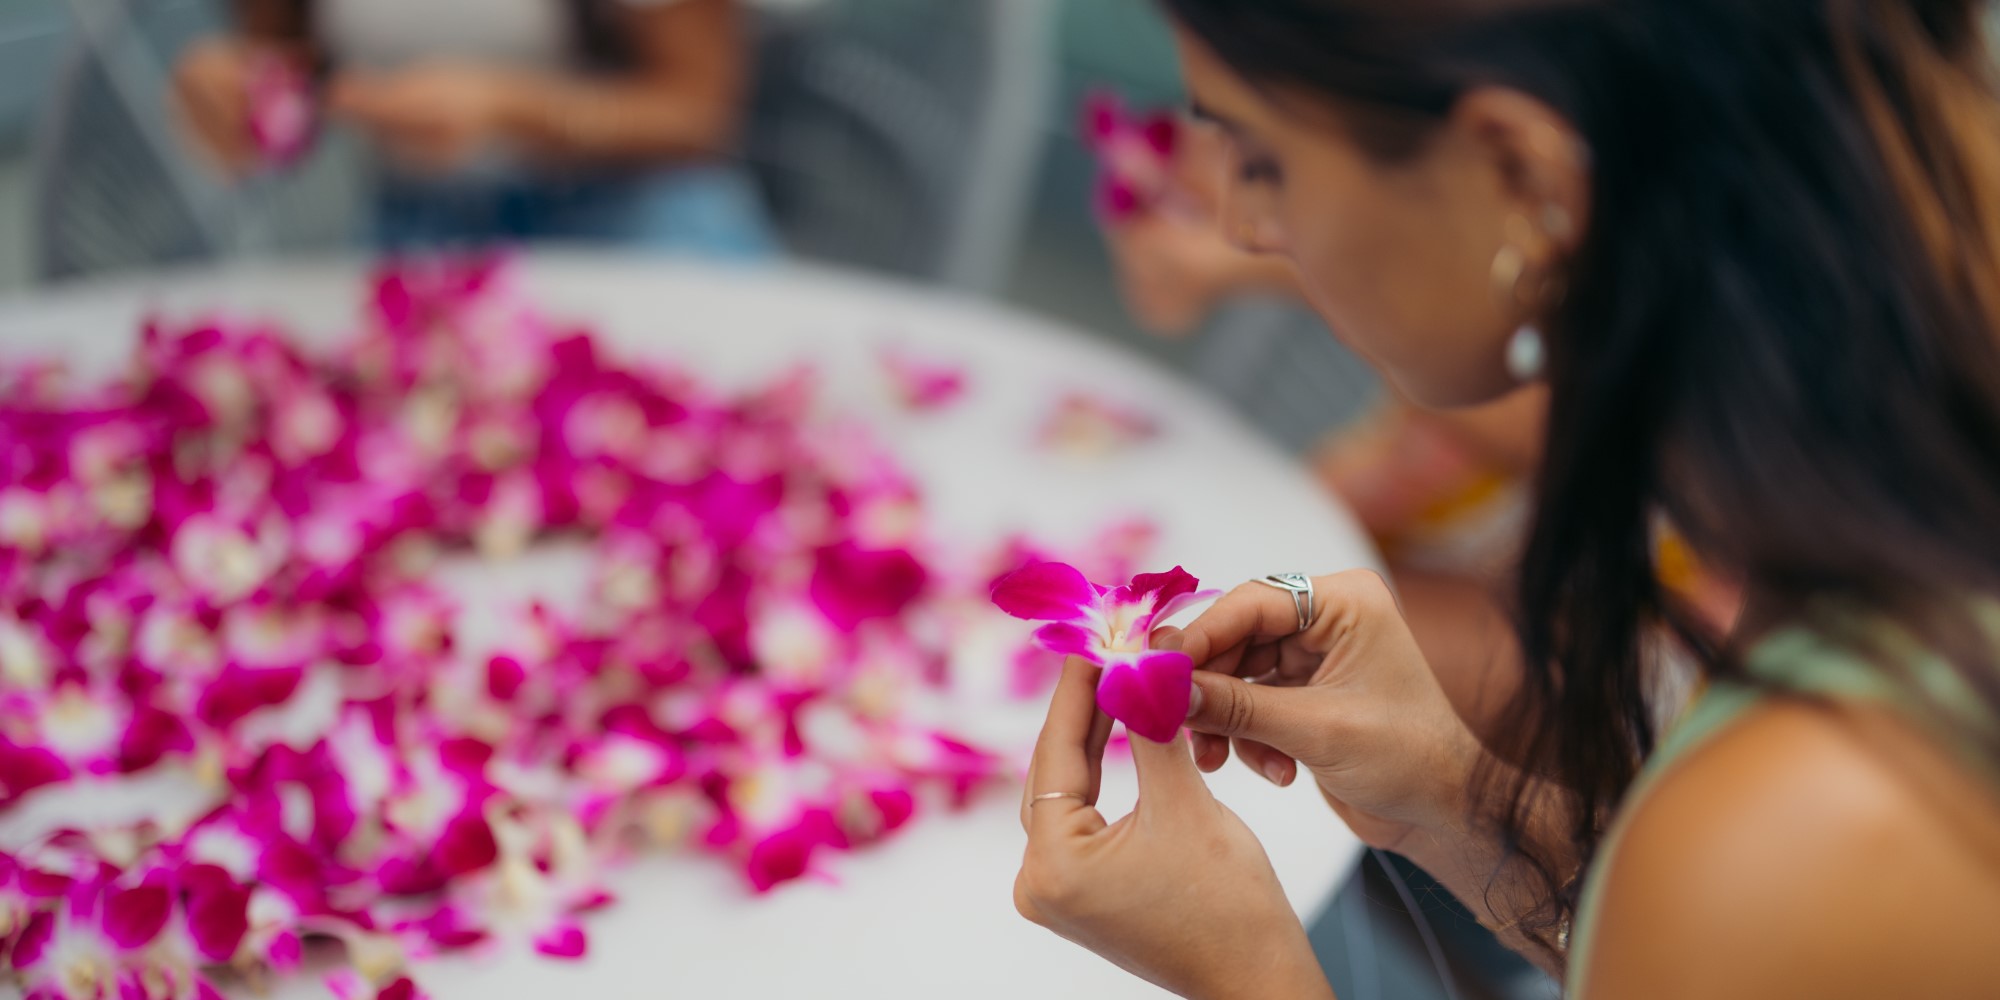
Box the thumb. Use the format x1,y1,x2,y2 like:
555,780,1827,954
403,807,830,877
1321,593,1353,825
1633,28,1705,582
1127,730,1211,805
1186,671,1322,756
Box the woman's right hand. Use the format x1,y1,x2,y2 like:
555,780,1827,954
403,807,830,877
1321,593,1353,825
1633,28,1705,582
1100,124,1300,338
172,37,259,175
1156,570,1484,853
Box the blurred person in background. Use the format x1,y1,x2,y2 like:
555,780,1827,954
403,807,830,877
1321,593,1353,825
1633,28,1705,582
172,0,776,257
1018,1,2000,998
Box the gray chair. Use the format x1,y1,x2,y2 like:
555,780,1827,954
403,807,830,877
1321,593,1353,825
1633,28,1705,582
742,0,1051,290
31,0,367,284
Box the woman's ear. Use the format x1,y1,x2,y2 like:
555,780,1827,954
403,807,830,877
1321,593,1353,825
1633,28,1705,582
1453,87,1593,256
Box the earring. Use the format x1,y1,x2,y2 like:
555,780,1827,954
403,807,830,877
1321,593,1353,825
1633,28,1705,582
1492,209,1561,383
1506,325,1546,382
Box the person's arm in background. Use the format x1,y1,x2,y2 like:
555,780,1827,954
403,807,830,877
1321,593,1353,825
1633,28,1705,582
327,0,749,174
172,0,313,174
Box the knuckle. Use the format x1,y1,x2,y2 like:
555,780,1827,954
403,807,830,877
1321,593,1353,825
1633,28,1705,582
1221,682,1257,737
1012,872,1044,924
1016,855,1077,912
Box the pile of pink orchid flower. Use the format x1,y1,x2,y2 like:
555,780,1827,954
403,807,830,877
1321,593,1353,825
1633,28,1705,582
0,259,1117,999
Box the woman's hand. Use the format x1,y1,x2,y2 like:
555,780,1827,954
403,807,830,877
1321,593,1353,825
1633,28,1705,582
330,62,526,174
1158,571,1483,854
1015,659,1334,1000
172,37,261,175
1101,124,1301,338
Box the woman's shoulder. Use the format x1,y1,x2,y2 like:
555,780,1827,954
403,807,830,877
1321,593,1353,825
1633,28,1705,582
1577,695,2000,999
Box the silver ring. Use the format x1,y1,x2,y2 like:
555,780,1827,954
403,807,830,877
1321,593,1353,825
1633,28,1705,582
1030,791,1087,806
1253,573,1315,634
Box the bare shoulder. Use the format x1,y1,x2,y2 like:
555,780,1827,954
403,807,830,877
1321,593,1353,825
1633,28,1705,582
1580,698,2000,1000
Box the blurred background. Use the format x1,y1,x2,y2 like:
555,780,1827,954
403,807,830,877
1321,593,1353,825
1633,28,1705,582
0,2,1545,998
0,0,1293,364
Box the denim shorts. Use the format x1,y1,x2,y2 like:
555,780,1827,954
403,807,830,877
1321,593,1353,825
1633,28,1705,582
373,164,780,260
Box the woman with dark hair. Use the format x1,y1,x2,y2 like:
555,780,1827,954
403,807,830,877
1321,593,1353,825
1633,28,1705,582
1014,1,2000,996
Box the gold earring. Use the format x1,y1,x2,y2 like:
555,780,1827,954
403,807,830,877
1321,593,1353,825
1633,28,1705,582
1491,241,1531,306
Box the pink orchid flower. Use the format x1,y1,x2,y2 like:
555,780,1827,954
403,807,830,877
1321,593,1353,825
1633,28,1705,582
247,54,317,168
1038,392,1161,456
1081,90,1182,222
990,563,1219,743
878,350,967,412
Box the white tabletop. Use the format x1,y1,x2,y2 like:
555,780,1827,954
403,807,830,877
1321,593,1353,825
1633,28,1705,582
0,253,1376,1000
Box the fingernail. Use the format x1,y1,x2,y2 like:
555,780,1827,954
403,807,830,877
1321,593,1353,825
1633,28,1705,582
1154,631,1184,652
1185,681,1203,719
1259,759,1289,787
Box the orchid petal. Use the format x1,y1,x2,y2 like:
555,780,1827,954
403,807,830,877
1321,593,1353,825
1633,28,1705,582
102,883,171,949
1031,622,1099,661
1096,651,1193,744
989,562,1095,622
531,923,588,961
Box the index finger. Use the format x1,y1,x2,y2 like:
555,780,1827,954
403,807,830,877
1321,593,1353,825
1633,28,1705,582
1022,658,1108,840
1165,578,1319,678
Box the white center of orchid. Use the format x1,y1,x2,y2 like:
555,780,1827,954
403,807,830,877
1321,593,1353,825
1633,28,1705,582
0,619,51,688
173,517,273,603
0,490,49,553
580,737,667,791
41,688,121,758
1101,599,1147,653
276,392,341,462
750,604,834,688
92,472,152,530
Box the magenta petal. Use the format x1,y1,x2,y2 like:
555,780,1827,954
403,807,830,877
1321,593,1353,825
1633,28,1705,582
810,543,928,631
1140,114,1180,157
10,910,53,968
183,866,251,962
117,706,194,773
1096,651,1193,744
377,977,427,1000
435,811,499,877
1096,177,1142,221
103,884,172,949
1082,92,1122,145
532,923,588,961
1031,622,1097,659
990,562,1095,622
0,740,70,804
1127,566,1199,608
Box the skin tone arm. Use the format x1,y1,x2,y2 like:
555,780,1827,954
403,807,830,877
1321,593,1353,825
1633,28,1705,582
328,0,749,173
1022,573,2000,996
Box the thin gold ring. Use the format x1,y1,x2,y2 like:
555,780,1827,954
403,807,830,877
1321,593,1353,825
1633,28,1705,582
1030,791,1087,806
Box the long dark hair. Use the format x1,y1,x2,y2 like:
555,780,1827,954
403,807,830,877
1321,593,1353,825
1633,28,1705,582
1163,0,2000,961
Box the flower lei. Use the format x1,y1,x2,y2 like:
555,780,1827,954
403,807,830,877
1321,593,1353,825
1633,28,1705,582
0,258,1067,999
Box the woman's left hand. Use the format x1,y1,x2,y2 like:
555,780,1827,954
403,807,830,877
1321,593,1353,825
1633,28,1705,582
330,62,525,173
1014,658,1335,1000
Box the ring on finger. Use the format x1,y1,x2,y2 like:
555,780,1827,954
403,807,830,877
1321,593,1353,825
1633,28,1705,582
1030,791,1087,806
1254,573,1316,635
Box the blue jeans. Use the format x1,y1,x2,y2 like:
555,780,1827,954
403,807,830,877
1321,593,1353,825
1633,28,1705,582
373,165,780,260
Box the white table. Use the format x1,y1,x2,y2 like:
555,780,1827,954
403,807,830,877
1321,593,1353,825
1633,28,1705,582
0,253,1376,1000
